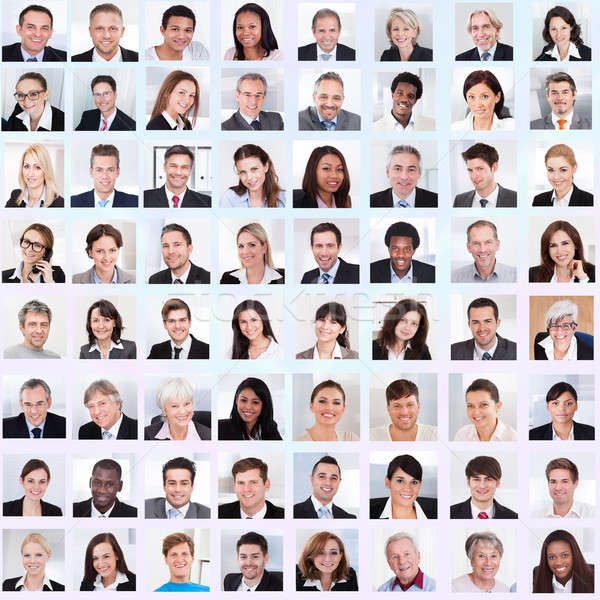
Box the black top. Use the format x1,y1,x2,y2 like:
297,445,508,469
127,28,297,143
370,186,438,208
144,186,210,208
2,42,66,62
218,499,284,519
372,339,432,360
149,262,210,284
534,331,593,360
293,189,350,209
298,42,356,61
455,42,513,61
3,104,64,132
2,265,65,283
3,576,64,591
370,496,437,519
450,497,517,519
218,418,282,440
293,496,356,519
6,189,64,208
70,189,138,208
529,263,595,283
75,108,136,131
3,497,62,516
296,566,358,591
71,46,138,62
380,44,432,61
220,268,285,284
3,411,66,438
370,258,436,283
80,573,136,591
223,570,283,592
146,114,192,130
529,420,595,441
535,43,591,61
78,413,138,440
73,497,137,518
532,185,593,207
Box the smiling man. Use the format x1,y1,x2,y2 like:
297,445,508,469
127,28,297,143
218,457,284,519
456,8,513,61
155,533,209,592
294,456,356,518
298,8,355,61
299,72,360,131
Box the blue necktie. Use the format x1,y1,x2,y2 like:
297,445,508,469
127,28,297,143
480,198,488,207
481,52,491,61
168,508,181,519
318,506,332,519
397,199,409,208
320,54,331,61
320,273,331,284
102,430,113,439
323,121,336,131
482,352,492,360
98,198,109,207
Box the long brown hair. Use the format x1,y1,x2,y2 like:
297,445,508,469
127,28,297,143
376,299,429,359
231,144,282,207
150,71,199,127
298,531,350,583
302,146,351,208
83,532,132,583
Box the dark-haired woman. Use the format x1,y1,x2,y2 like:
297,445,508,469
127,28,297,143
229,299,282,359
224,3,282,60
535,6,591,61
80,532,136,591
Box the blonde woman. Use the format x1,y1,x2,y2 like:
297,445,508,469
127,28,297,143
380,8,432,61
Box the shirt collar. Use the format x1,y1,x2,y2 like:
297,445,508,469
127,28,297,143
103,412,123,438
316,107,338,126
92,265,119,284
14,574,54,591
392,187,416,207
25,417,46,437
538,333,578,360
165,499,190,518
171,333,192,357
552,574,573,593
164,184,187,207
161,110,186,130
155,419,201,440
94,189,115,208
16,100,53,131
390,259,413,283
317,44,337,60
312,341,343,359
304,577,346,590
552,422,574,440
21,46,45,61
93,570,129,590
316,194,336,208
547,41,581,60
551,110,573,128
319,258,340,281
99,107,117,130
473,337,498,359
478,43,497,59
470,500,495,519
544,500,589,518
241,502,267,519
393,568,424,591
238,109,258,125
378,496,428,519
473,183,499,207
89,338,124,355
310,494,334,516
391,110,415,131
387,341,411,360
93,46,122,62
551,185,574,207
12,261,41,282
229,264,281,284
171,262,191,283
23,186,47,208
92,499,116,517
470,259,499,281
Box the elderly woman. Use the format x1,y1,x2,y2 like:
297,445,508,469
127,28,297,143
144,377,210,440
380,8,432,61
452,532,509,592
534,299,593,360
535,6,591,62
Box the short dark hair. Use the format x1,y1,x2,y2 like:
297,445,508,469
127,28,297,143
390,72,423,100
385,379,419,405
161,223,192,245
542,6,582,48
164,145,194,165
314,303,349,349
544,72,577,95
545,457,578,482
467,297,499,321
237,531,268,555
90,144,120,168
162,456,196,485
311,455,341,477
19,5,53,27
232,457,268,483
466,378,499,404
310,380,345,404
461,143,499,169
21,458,51,481
162,4,196,29
386,454,422,481
86,299,123,345
546,381,577,404
161,298,191,321
92,458,122,480
465,456,502,480
384,221,420,249
85,224,123,255
91,75,116,93
311,8,341,30
310,222,341,246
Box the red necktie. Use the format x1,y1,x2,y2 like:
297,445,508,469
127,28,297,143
557,119,566,130
172,195,180,208
477,512,489,519
101,119,107,131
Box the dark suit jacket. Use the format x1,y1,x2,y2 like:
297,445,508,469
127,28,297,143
220,268,284,284
296,566,358,591
144,186,210,208
147,334,209,359
298,106,360,131
73,497,137,517
149,262,210,284
372,339,432,360
2,265,65,283
293,497,356,519
370,186,438,208
6,189,64,208
221,109,283,131
534,331,593,360
529,263,595,283
298,42,356,61
370,496,437,519
218,499,284,519
79,339,137,359
370,258,435,283
3,576,64,591
3,411,66,438
380,44,432,61
144,419,211,440
70,189,138,208
535,43,591,61
293,190,318,208
529,420,595,441
455,42,514,61
530,112,591,130
301,257,359,284
146,114,192,130
451,334,516,360
78,413,138,440
224,570,283,591
144,496,210,519
450,498,517,519
3,497,62,516
72,46,138,62
453,184,517,207
3,104,64,131
532,184,593,207
75,107,136,131
80,573,136,591
218,418,282,440
2,42,66,62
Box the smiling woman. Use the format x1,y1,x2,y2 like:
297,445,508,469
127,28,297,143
225,3,281,60
380,8,432,61
535,6,591,62
230,299,282,359
80,532,136,591
147,70,200,130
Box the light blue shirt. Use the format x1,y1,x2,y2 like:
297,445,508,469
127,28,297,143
392,188,416,208
317,111,338,130
390,260,413,283
92,266,118,284
479,43,497,60
21,47,44,61
219,188,285,208
319,258,340,282
26,417,46,438
378,572,436,592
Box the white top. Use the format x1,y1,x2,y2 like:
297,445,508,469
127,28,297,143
15,101,54,131
240,502,267,519
94,189,115,208
93,571,129,591
87,339,124,359
154,420,202,440
552,575,573,593
451,112,515,131
295,430,359,442
12,574,55,591
224,46,282,60
532,500,595,519
451,573,509,592
370,422,438,441
165,499,189,518
226,264,282,284
102,412,123,440
453,418,518,441
145,41,209,61
551,111,573,130
227,338,282,360
471,500,494,519
538,334,578,360
93,47,122,62
377,496,429,519
552,423,574,440
311,341,343,360
545,41,581,61
170,334,192,360
551,185,574,208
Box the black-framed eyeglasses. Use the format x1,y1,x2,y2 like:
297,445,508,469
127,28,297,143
14,90,45,101
548,322,576,332
20,237,46,253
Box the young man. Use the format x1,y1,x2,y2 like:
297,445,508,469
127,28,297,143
4,300,60,359
155,533,209,591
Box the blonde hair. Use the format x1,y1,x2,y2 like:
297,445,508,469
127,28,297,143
16,144,59,207
386,8,421,44
21,533,51,555
156,377,194,413
237,223,276,270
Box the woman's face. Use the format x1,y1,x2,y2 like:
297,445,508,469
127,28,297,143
315,154,344,197
315,313,346,344
90,307,115,343
546,156,576,195
20,468,49,501
385,467,422,508
313,538,342,576
166,79,196,117
20,229,47,266
310,386,345,427
90,235,120,273
390,17,417,49
394,310,421,343
466,82,501,122
236,387,263,429
92,542,118,581
548,315,576,352
236,156,268,192
548,16,571,47
547,391,577,424
237,231,266,269
163,395,194,429
470,542,500,581
546,540,573,581
235,11,262,49
548,230,576,267
15,78,49,115
465,390,500,431
21,542,50,575
22,152,45,190
238,308,264,341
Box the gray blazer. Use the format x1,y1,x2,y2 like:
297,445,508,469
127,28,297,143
298,106,361,131
72,266,136,284
296,345,358,359
453,184,517,208
530,112,591,130
145,497,210,519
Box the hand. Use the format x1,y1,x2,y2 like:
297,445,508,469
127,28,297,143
35,260,54,283
569,259,586,281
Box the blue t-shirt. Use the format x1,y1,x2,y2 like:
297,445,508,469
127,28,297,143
154,581,209,592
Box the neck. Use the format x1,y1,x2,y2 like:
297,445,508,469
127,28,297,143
243,572,263,587
477,181,496,198
171,260,190,278
320,573,333,590
554,184,572,200
391,261,410,279
156,43,183,60
166,182,186,196
389,423,418,441
552,420,572,439
318,190,333,206
97,46,119,61
476,335,497,352
390,338,407,355
22,341,42,352
242,500,265,517
247,187,264,205
554,264,571,281
172,334,189,347
398,44,413,59
96,265,115,283
28,103,45,122
22,495,42,514
27,184,44,201
471,497,493,510
392,109,411,127
245,263,266,283
554,344,569,360
475,259,496,280
95,187,113,201
242,45,264,60
171,575,190,584
393,186,412,201
93,501,112,514
100,107,115,120
557,41,570,59
554,109,573,120
554,499,574,517
472,114,494,130
391,502,416,519
97,338,112,353
166,106,181,120
101,571,117,587
248,334,268,349
168,422,188,440
308,423,337,441
316,339,336,358
469,572,494,592
22,44,42,57
475,418,498,441
24,573,45,589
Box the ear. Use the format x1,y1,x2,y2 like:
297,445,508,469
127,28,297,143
264,553,269,565
265,478,271,492
117,480,123,492
385,477,391,490
496,478,501,489
495,400,502,412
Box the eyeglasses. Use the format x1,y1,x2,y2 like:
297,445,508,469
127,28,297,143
22,401,48,410
548,322,576,332
93,91,114,99
14,90,45,101
20,238,47,253
239,92,265,100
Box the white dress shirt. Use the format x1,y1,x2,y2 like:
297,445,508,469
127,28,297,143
453,418,518,441
170,334,192,359
93,47,122,62
472,184,499,208
240,502,267,519
16,101,54,131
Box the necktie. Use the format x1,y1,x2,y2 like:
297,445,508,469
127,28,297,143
482,352,492,360
102,430,113,439
318,506,332,519
477,512,489,519
174,347,182,359
98,198,109,207
320,273,331,284
323,120,336,131
481,52,491,61
479,198,488,207
31,428,41,438
101,119,107,131
250,120,261,130
320,54,331,61
172,195,180,208
397,199,409,208
558,119,567,130
168,508,181,519
173,278,183,284
26,57,37,62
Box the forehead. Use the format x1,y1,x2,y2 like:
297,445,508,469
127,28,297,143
466,157,491,169
390,153,420,168
239,308,260,320
390,394,419,404
549,468,574,480
393,82,417,95
313,462,340,476
316,79,343,94
314,16,339,30
470,12,493,27
313,230,338,244
162,230,188,243
22,385,46,398
389,235,414,247
171,79,196,93
92,542,114,555
466,389,493,402
547,540,571,554
23,311,49,324
23,228,44,241
23,542,46,554
16,78,42,90
238,231,261,244
92,155,118,168
234,467,263,482
236,10,260,25
237,387,260,400
92,235,118,247
169,541,191,555
166,308,189,320
165,467,192,480
553,391,576,402
166,16,194,29
469,306,496,320
388,538,417,554
318,154,342,167
238,543,264,556
322,538,340,551
92,466,119,480
166,153,192,167
22,10,52,26
473,541,497,554
238,79,265,93
87,390,112,403
23,152,40,165
91,11,123,26
548,81,572,92
93,81,114,93
468,225,495,240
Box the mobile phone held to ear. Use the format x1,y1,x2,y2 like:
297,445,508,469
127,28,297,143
31,248,53,275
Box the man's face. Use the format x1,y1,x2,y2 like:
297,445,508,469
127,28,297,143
164,153,192,192
386,153,421,199
85,390,121,430
237,544,268,584
92,82,117,115
386,538,420,586
388,235,415,278
235,79,266,120
313,16,340,54
469,12,500,51
467,225,499,271
311,230,340,273
313,79,344,121
20,385,51,427
89,467,122,511
89,11,125,59
160,16,195,53
90,155,119,194
165,541,193,582
233,468,269,514
163,308,191,346
163,468,194,509
161,231,193,272
468,305,500,350
547,81,576,117
466,158,497,194
16,10,53,56
546,391,578,425
310,462,341,505
19,311,50,351
392,82,418,120
548,468,578,507
387,394,420,432
467,473,500,505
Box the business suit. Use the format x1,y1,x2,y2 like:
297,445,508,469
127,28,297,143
70,189,138,208
534,331,593,360
529,420,595,440
224,570,283,591
147,334,209,359
301,257,359,284
298,42,356,61
372,339,432,360
453,184,517,207
3,411,66,438
150,262,210,284
80,573,136,591
75,108,136,131
145,497,210,519
532,185,593,207
530,112,591,130
218,418,282,440
2,265,65,283
3,576,64,591
451,334,516,360
72,46,138,62
2,42,66,62
146,114,192,130
535,43,591,61
293,497,356,518
370,258,435,283
3,104,64,131
450,498,517,519
296,345,358,359
78,413,138,440
72,266,135,284
220,268,285,284
79,339,137,359
370,496,437,519
221,109,284,131
3,497,62,516
370,186,438,208
529,263,595,283
455,42,514,61
73,497,137,517
218,499,284,519
144,186,211,208
298,106,361,131
293,190,319,208
380,44,432,61
296,566,358,591
144,419,211,441
6,189,64,208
